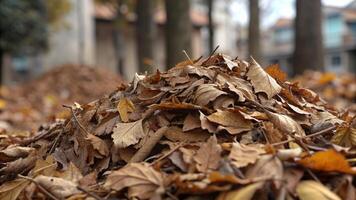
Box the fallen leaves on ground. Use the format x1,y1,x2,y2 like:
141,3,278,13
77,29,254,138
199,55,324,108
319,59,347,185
0,54,355,199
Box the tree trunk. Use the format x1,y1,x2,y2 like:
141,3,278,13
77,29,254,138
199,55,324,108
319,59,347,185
165,0,192,68
0,48,3,85
136,0,155,73
207,0,214,53
248,0,261,62
293,0,324,75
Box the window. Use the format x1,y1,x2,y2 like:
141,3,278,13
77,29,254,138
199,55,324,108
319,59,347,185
331,54,341,67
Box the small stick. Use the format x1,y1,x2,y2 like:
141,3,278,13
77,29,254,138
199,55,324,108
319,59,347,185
77,186,104,200
63,104,90,135
150,141,185,166
18,174,61,200
182,50,193,64
271,125,336,146
129,126,168,163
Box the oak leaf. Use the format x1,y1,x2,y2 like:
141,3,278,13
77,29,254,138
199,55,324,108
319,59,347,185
247,58,282,99
298,149,356,175
194,135,222,172
117,98,135,122
296,180,341,200
104,163,165,199
112,119,145,148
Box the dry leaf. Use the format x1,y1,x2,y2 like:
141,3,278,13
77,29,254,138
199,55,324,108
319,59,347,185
117,98,135,122
296,180,341,200
183,113,201,132
265,64,287,82
86,134,109,156
104,163,165,199
247,58,282,99
112,119,145,148
194,84,227,106
298,149,356,175
331,124,356,148
0,146,34,162
265,111,305,137
34,175,80,198
229,142,265,168
206,110,253,134
217,182,264,200
194,135,222,172
0,179,29,200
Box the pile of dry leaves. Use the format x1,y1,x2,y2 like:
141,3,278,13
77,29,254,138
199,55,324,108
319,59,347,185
0,54,355,200
294,70,356,113
0,64,123,131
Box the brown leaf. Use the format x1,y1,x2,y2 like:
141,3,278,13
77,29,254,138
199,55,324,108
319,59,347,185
207,109,253,134
265,111,305,137
194,135,222,172
246,155,283,188
247,58,282,99
34,175,80,198
183,113,201,132
0,146,34,163
296,180,341,200
112,119,145,148
0,179,29,200
228,142,265,168
331,123,356,148
86,134,109,156
194,84,227,106
117,98,135,122
104,163,165,199
298,149,356,175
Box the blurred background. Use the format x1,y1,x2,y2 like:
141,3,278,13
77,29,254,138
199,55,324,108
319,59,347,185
0,0,355,131
1,0,355,84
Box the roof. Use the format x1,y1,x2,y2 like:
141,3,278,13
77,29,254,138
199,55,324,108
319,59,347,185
271,18,292,29
94,3,208,26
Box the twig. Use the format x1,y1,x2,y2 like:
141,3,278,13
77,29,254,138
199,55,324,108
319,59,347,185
77,186,104,200
150,141,185,166
182,50,193,64
271,125,336,147
129,126,168,163
18,174,61,200
63,104,90,135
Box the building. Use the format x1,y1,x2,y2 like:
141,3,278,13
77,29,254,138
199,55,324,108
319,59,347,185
265,2,356,74
2,0,240,84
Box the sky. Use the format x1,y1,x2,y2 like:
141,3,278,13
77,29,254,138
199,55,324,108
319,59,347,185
231,0,354,27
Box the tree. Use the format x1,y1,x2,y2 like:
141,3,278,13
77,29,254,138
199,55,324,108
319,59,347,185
0,0,48,84
165,0,192,68
136,0,156,73
207,0,214,53
248,0,261,62
293,0,324,75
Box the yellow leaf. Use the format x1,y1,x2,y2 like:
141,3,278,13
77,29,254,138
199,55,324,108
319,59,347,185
217,182,264,200
318,72,336,85
296,181,341,200
117,98,135,122
331,125,356,148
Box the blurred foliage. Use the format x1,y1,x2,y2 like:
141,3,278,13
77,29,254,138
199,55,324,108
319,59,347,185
45,0,71,30
0,0,48,54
